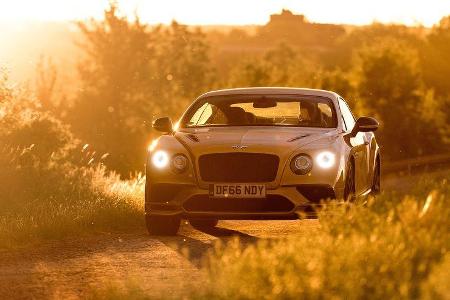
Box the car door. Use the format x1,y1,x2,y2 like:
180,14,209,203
338,98,370,195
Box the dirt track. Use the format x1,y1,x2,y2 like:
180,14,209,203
2,170,444,299
0,220,320,299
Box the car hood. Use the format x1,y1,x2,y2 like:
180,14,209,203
175,126,338,157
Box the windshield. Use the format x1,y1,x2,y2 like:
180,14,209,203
181,95,337,128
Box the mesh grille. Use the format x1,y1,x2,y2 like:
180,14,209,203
198,153,279,182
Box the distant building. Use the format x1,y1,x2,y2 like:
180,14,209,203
269,9,306,26
260,9,345,48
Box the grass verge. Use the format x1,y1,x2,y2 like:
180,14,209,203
199,176,449,299
0,81,144,248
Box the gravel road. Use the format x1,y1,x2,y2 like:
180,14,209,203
0,220,320,299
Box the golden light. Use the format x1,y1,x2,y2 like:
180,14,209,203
316,151,336,169
147,140,158,152
0,0,448,26
151,150,169,169
173,121,180,131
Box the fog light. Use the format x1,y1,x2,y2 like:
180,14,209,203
316,151,335,169
152,150,169,169
291,154,313,175
172,154,188,173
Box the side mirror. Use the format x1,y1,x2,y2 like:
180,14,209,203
152,117,173,133
350,117,379,137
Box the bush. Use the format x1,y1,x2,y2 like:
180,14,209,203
0,75,144,248
199,178,449,299
422,253,450,299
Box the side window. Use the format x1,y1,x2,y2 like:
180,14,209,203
189,102,227,126
338,98,355,131
189,102,210,124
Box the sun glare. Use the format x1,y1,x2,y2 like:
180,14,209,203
0,0,448,26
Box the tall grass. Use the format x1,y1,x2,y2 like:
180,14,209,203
86,178,449,299
199,178,449,299
0,76,144,248
0,157,144,248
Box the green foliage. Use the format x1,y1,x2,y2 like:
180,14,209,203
422,17,450,144
421,253,450,299
423,16,450,97
0,73,144,248
199,178,449,299
228,43,314,88
72,4,213,174
66,6,450,175
328,23,424,70
88,280,152,300
355,40,445,159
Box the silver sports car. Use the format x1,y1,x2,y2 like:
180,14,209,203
146,88,380,235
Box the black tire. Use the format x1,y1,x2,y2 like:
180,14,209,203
189,219,218,229
370,159,381,195
145,215,180,236
344,159,355,202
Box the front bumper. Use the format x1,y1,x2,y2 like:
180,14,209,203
145,183,342,219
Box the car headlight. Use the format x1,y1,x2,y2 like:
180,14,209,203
151,150,169,169
172,154,188,173
316,151,335,169
290,154,313,175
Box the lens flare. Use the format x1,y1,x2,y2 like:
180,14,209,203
316,151,335,169
152,150,169,169
147,140,158,152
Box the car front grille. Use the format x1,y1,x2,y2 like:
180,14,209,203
198,153,279,182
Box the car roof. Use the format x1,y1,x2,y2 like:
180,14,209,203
197,87,339,100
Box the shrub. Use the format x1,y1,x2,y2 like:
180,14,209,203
0,75,144,248
200,178,449,299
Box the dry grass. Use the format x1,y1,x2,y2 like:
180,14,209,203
0,80,145,248
198,177,449,299
86,176,450,300
0,153,144,248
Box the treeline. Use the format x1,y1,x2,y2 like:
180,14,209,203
38,4,450,175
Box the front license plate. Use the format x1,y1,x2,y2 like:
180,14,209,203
209,184,266,198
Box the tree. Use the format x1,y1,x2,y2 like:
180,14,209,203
422,16,450,97
34,55,59,113
228,43,313,88
71,4,153,174
71,4,212,175
355,40,445,159
151,22,213,116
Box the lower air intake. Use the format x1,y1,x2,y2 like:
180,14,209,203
183,195,294,213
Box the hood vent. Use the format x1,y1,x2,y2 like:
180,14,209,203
287,134,310,142
186,134,200,142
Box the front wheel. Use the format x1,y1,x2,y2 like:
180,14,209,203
146,215,180,236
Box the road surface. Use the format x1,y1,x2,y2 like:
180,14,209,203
0,220,320,299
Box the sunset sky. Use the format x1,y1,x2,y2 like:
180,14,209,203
0,0,449,27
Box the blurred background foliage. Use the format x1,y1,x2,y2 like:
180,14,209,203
0,74,144,247
2,4,450,176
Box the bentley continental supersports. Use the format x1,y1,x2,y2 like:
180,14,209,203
146,88,380,235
